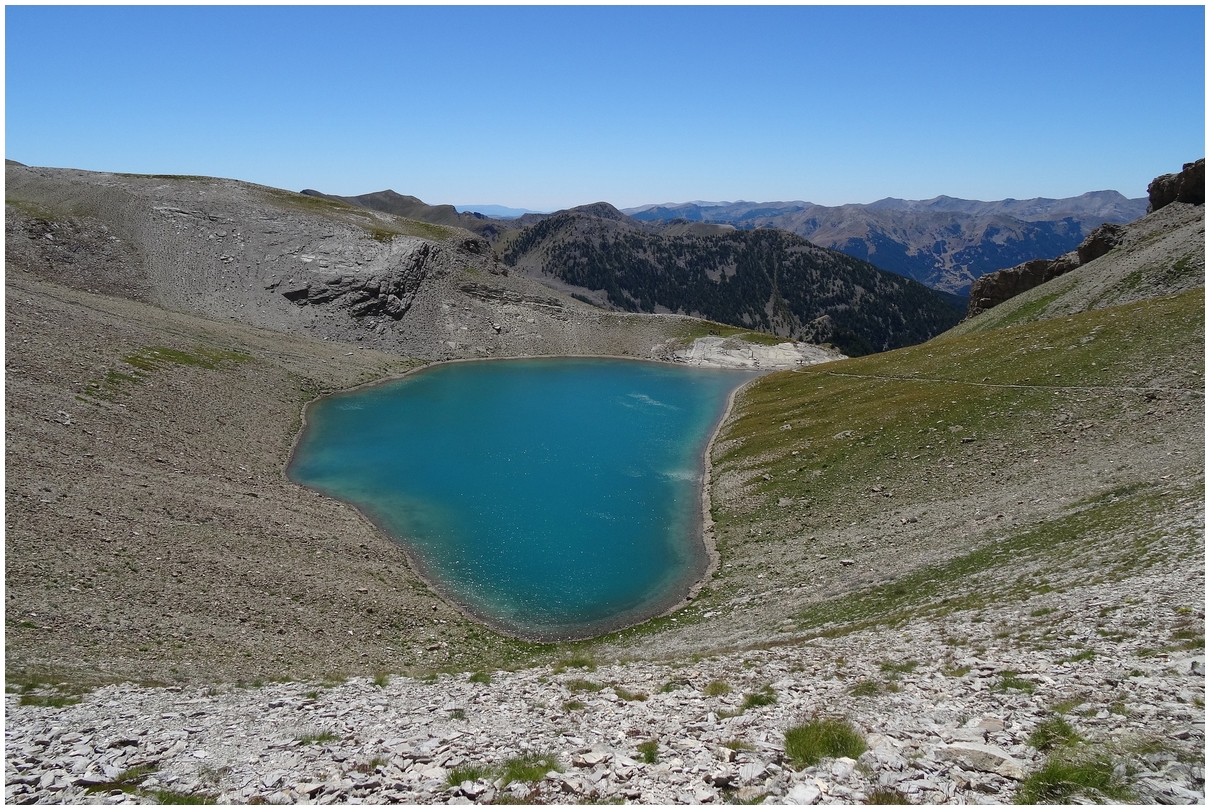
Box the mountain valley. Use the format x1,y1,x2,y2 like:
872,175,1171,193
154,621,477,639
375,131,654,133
4,159,1203,805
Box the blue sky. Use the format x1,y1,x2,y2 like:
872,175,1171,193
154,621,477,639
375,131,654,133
5,6,1205,210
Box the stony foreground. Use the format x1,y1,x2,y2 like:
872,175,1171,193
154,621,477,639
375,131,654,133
6,564,1204,806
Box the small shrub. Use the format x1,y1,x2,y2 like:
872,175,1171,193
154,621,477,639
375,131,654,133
784,717,866,768
703,680,731,696
636,739,659,764
468,671,492,684
1015,752,1134,804
1028,716,1081,752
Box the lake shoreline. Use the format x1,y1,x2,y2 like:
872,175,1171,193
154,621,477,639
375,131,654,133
284,354,764,644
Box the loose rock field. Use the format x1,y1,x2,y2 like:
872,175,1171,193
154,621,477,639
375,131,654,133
7,562,1203,805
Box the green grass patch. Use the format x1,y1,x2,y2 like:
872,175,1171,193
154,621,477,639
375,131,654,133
297,731,339,745
848,680,883,697
613,686,647,702
784,717,866,768
636,739,659,764
561,700,585,712
468,671,492,684
741,686,777,710
448,764,494,786
565,678,605,692
553,655,596,673
151,790,217,805
864,788,910,804
18,692,82,707
994,671,1036,694
1029,715,1082,752
83,766,156,794
877,660,918,677
500,753,560,785
1015,751,1135,804
703,679,731,696
88,344,253,399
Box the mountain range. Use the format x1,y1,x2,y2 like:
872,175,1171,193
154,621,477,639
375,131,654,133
622,191,1147,294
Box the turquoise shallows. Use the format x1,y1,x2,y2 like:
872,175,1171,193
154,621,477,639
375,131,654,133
287,358,756,640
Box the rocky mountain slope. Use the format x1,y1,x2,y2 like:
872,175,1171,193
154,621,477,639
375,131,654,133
6,164,798,366
4,160,1203,805
624,192,1148,294
499,203,963,356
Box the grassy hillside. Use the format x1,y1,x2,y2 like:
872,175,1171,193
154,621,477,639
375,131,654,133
583,286,1203,660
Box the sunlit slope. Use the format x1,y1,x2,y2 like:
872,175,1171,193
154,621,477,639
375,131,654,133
716,288,1201,517
949,201,1203,338
594,287,1203,657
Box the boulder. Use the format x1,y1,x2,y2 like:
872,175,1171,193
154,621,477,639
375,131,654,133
940,743,1026,780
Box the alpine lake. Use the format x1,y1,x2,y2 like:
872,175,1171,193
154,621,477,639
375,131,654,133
288,358,757,641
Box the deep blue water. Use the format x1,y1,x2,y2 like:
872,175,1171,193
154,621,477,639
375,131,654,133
287,358,755,639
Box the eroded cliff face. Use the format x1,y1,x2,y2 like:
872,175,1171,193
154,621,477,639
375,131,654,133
1148,158,1205,213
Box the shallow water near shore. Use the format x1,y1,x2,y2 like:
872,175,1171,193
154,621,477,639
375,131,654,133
288,358,756,639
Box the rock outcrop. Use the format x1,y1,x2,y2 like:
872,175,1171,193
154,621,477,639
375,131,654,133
1148,158,1205,213
666,335,844,370
270,242,435,320
965,252,1079,319
966,161,1205,319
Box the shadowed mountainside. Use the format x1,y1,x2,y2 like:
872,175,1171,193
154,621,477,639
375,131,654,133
500,202,963,356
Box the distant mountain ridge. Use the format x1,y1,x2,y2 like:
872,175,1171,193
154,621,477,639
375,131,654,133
622,191,1148,294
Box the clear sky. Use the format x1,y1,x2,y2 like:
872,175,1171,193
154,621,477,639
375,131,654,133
5,5,1205,211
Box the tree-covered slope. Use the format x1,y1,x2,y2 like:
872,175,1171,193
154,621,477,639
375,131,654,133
504,208,962,356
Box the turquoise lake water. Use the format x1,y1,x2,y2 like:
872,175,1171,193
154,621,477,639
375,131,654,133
287,358,756,640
